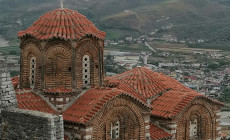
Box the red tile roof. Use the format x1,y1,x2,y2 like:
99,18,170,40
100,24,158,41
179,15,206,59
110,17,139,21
151,90,201,118
12,76,19,88
105,67,223,119
63,87,149,124
150,123,172,140
43,87,75,94
16,91,56,114
18,8,106,40
151,89,223,119
105,67,170,98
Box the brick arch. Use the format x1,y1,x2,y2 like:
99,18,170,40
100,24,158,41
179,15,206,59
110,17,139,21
91,97,146,140
76,38,100,88
44,39,73,51
176,98,215,140
45,45,72,88
20,37,42,50
21,43,42,89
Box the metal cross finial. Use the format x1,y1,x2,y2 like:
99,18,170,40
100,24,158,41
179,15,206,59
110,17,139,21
60,0,64,9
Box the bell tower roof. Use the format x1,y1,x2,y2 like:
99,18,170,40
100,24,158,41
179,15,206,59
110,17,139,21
18,8,106,41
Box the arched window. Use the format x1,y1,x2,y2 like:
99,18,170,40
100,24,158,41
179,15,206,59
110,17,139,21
111,121,120,139
190,118,198,137
30,57,36,88
83,55,90,87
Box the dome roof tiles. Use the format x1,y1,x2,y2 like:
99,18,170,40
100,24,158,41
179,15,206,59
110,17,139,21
18,8,106,40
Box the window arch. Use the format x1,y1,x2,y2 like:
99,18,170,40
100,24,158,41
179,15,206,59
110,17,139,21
83,55,90,87
30,57,36,88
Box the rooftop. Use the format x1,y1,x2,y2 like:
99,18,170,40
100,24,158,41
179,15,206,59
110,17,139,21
18,8,106,41
150,124,172,140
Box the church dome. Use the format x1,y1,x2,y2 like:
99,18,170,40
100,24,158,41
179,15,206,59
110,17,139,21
18,8,106,40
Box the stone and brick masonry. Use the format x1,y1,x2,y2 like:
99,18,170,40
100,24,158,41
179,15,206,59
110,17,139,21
0,70,64,140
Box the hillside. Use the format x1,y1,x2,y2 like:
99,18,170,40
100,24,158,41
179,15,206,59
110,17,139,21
1,0,230,49
102,0,230,41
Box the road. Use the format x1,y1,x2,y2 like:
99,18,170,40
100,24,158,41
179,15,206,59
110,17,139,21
145,41,157,53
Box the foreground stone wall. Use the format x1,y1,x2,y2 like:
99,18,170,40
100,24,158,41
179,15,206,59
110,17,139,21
0,72,18,138
1,108,64,140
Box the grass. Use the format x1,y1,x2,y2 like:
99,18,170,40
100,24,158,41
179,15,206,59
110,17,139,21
106,43,150,52
188,42,230,51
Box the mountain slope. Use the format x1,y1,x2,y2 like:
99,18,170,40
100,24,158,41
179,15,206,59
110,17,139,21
102,0,230,41
1,0,230,45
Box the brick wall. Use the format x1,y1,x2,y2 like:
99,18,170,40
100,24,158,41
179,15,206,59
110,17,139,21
76,38,103,88
175,99,219,140
1,108,64,140
90,96,150,140
63,96,150,140
20,39,42,89
45,44,72,88
20,37,104,90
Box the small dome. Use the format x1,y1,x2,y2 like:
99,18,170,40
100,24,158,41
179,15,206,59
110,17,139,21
18,8,106,40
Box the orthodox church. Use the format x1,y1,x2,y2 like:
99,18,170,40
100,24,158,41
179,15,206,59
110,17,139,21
9,4,223,140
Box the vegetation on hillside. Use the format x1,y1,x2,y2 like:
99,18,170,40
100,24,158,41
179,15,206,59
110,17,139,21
1,0,230,50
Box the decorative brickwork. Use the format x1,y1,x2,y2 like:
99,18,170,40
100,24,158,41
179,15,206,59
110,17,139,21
20,35,104,91
175,98,218,140
91,97,150,140
45,43,72,88
76,38,102,88
20,38,42,89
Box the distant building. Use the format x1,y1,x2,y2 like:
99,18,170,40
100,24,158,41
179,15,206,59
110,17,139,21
126,36,133,42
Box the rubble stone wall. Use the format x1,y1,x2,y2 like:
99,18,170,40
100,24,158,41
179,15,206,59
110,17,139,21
0,72,18,138
1,108,64,140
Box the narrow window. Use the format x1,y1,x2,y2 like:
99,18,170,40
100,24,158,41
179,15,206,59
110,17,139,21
190,119,198,137
111,121,120,139
30,57,36,88
115,121,120,138
83,55,90,87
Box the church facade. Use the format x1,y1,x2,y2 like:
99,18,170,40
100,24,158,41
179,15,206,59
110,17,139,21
9,7,223,140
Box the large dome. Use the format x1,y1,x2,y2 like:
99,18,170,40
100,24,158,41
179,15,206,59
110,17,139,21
18,8,106,40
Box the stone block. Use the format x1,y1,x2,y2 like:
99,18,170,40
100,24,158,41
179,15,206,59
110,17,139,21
7,77,11,81
1,78,7,82
1,73,7,78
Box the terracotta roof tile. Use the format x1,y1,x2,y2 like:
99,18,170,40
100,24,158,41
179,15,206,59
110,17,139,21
11,76,19,88
18,8,106,40
105,67,170,98
150,123,172,140
63,88,148,124
105,67,223,119
151,88,223,118
16,91,56,114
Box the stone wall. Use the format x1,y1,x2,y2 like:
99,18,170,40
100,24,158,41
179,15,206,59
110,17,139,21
0,72,18,138
1,108,64,140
